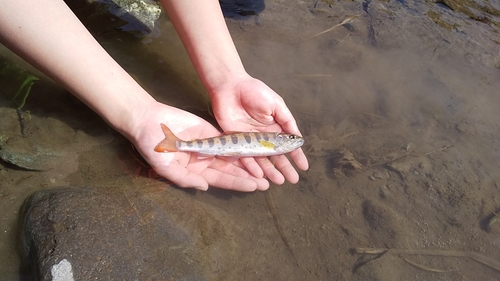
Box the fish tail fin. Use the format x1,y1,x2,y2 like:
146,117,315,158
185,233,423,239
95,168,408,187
154,123,180,152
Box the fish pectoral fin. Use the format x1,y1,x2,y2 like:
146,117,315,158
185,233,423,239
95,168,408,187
259,140,277,150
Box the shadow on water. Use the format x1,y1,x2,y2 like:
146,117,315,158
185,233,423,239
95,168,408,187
1,0,500,279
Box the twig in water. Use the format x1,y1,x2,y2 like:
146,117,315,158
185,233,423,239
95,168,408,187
309,15,360,39
402,257,453,273
264,191,296,260
375,144,454,167
16,108,27,136
336,32,351,46
291,74,333,78
354,247,500,273
423,144,454,156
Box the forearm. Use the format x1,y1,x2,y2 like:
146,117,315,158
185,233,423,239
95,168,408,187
160,0,246,94
0,0,155,138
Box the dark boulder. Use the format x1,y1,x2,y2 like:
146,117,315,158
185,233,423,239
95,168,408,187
20,186,205,281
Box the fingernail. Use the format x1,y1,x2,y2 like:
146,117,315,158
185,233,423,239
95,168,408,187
194,185,209,191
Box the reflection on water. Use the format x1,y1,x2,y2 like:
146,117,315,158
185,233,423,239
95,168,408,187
1,0,500,279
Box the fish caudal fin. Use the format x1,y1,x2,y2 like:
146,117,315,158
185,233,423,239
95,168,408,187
154,123,180,152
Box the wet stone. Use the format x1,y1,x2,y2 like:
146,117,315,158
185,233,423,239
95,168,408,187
219,0,265,18
0,107,112,173
0,138,67,171
20,186,205,281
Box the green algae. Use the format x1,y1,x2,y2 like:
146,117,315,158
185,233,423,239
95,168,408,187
427,10,460,30
432,0,500,29
0,60,39,109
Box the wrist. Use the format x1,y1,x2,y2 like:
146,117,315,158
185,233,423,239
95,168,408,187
102,89,158,142
205,69,248,99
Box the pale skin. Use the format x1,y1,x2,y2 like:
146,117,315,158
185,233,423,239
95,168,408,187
0,0,309,191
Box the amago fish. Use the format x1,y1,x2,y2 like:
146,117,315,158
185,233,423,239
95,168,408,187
154,123,304,157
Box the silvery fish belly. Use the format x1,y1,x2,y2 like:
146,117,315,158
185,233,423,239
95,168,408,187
177,132,304,156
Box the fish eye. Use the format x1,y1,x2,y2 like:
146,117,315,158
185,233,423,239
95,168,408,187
289,135,296,139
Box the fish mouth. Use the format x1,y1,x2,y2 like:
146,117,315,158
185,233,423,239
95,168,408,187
294,139,305,148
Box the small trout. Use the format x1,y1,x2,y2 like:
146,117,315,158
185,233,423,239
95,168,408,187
154,123,304,156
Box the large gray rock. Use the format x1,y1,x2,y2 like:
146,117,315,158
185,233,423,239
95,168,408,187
20,186,205,281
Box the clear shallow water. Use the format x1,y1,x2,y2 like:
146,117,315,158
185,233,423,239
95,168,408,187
1,0,500,279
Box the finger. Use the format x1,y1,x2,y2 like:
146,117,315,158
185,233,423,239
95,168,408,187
255,177,271,191
202,169,257,192
239,157,265,178
270,154,299,184
204,159,269,191
256,157,285,185
289,148,309,171
272,100,301,136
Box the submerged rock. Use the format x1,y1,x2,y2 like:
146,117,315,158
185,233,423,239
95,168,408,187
105,0,162,32
0,107,67,171
0,107,112,173
0,138,67,171
220,0,265,18
20,186,206,281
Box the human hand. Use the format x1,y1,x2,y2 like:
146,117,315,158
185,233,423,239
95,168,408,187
209,73,309,185
127,101,270,191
